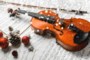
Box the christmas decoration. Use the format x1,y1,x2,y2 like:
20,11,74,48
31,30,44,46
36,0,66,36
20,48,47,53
0,37,8,49
7,8,20,18
28,45,34,51
22,36,30,45
9,35,21,46
8,26,21,46
0,32,3,37
9,26,13,31
8,8,13,13
12,50,18,58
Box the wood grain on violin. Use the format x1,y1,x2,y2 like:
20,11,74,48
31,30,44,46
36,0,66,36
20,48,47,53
8,8,90,51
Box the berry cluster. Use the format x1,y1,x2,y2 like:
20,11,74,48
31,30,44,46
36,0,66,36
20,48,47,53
0,31,33,58
0,31,31,49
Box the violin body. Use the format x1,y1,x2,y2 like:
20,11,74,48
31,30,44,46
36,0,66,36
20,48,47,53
31,10,90,51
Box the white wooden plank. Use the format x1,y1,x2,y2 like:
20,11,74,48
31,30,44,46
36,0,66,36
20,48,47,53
0,1,90,60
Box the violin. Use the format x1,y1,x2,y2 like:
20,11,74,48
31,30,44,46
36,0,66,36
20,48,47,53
8,8,90,51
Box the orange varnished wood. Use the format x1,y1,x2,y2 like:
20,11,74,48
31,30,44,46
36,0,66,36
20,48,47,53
31,10,90,51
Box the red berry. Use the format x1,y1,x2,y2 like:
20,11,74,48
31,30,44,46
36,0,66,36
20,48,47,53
0,37,8,49
22,36,30,45
0,32,3,37
12,50,18,58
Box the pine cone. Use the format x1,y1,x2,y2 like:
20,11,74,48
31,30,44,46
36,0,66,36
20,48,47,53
9,36,21,46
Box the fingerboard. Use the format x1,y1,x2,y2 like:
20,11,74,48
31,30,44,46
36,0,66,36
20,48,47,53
17,9,56,24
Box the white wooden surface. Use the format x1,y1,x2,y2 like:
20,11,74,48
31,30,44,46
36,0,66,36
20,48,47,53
0,1,90,60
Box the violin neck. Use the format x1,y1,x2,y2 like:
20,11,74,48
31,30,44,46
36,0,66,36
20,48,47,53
17,9,43,18
17,9,55,24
